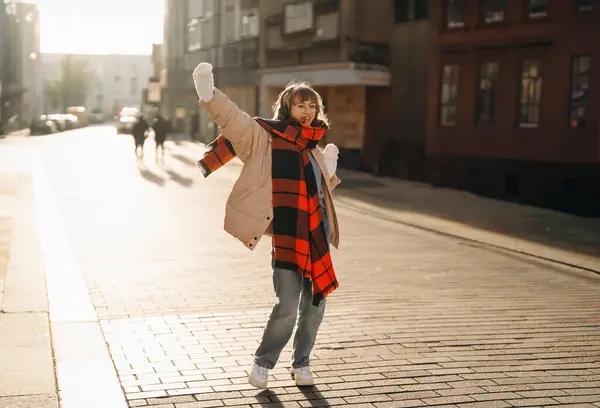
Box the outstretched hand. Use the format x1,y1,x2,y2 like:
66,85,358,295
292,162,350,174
193,62,215,103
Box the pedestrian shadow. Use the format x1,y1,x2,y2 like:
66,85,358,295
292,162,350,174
158,163,194,188
256,386,330,407
171,153,198,167
334,169,600,265
137,162,166,187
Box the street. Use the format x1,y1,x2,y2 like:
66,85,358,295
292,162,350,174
2,125,600,408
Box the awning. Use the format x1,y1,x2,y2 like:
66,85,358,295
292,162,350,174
258,62,391,87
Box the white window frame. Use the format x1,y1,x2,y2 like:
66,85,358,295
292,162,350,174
529,0,549,19
241,8,259,38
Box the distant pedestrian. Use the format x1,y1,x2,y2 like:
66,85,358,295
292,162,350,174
193,62,341,390
152,113,169,161
132,114,150,160
189,110,199,142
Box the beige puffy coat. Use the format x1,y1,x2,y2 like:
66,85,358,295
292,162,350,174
202,89,340,250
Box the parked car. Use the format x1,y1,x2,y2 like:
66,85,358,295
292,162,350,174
116,115,137,134
89,109,105,124
63,114,80,130
30,117,58,135
115,107,140,134
45,114,68,131
66,106,87,127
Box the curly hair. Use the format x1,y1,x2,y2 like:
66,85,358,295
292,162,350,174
271,81,330,128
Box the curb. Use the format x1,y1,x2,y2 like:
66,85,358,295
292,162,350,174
336,192,600,276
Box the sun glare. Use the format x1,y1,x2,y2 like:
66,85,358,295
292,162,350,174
36,0,164,55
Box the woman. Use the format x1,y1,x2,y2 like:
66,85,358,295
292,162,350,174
193,62,341,389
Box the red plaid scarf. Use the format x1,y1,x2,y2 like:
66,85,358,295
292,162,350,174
197,119,339,306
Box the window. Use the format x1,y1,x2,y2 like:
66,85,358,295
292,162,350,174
575,0,596,12
415,0,430,20
529,0,549,19
241,40,258,68
519,60,543,126
477,62,499,122
570,55,590,129
187,19,201,52
221,46,241,66
187,16,213,52
201,18,214,48
440,65,460,126
447,0,467,28
315,12,339,41
241,9,259,38
482,0,506,23
267,25,284,49
284,2,314,34
220,6,241,43
395,0,410,23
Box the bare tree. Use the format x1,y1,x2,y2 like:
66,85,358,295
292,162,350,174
44,55,94,112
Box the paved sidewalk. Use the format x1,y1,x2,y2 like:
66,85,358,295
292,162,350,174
181,139,600,272
334,169,600,273
0,171,58,408
72,139,598,408
2,131,600,408
0,128,30,138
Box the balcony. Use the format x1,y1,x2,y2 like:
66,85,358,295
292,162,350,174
348,42,390,67
264,0,341,67
217,38,259,69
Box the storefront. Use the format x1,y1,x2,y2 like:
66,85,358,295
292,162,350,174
258,62,391,169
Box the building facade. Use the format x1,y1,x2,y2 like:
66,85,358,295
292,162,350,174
163,0,399,165
367,0,431,179
163,0,259,140
427,0,600,216
2,1,41,126
144,44,165,116
42,54,151,116
258,0,393,169
163,0,194,132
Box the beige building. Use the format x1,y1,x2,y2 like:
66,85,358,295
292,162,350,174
163,0,259,140
258,0,393,169
163,0,431,173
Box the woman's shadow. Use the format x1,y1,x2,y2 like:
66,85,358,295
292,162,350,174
256,386,330,407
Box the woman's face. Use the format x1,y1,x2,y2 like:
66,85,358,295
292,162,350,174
289,97,317,125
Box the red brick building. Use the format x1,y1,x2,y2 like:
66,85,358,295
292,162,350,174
426,0,600,216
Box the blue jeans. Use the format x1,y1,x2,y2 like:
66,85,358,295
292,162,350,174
254,268,326,369
254,210,329,369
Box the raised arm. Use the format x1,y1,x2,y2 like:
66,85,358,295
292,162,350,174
193,63,264,162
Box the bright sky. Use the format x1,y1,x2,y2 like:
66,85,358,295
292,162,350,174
35,0,164,55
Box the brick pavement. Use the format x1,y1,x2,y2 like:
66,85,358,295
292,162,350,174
332,170,600,273
27,129,600,407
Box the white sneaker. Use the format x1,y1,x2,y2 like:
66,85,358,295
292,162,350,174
291,366,314,386
248,363,269,389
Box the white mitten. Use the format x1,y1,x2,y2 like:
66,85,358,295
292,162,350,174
323,143,339,175
192,62,214,102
